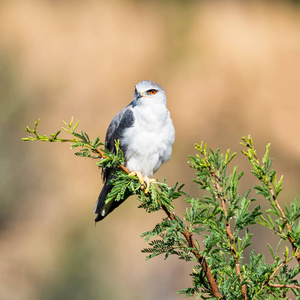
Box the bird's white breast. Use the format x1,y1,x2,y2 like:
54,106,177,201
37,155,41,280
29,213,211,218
121,103,175,177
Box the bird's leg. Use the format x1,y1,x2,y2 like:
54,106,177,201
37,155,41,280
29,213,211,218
128,170,145,186
128,171,156,194
143,176,156,194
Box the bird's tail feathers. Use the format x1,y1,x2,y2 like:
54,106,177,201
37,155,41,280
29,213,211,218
95,170,131,222
94,184,113,222
94,183,129,222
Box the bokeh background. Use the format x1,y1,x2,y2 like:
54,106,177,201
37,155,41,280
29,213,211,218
1,0,300,299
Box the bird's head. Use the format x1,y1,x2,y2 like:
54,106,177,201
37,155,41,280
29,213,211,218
133,80,166,106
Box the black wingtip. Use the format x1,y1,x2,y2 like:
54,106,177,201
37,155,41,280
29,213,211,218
95,214,104,223
94,182,113,223
94,175,130,223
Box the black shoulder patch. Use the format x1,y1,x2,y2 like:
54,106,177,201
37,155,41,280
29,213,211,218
105,107,135,154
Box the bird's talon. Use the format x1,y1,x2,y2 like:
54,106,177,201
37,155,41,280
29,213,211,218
128,171,156,194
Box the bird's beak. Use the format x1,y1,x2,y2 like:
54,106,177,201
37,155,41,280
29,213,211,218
135,87,143,99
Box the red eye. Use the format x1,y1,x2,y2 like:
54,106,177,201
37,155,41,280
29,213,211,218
149,89,157,95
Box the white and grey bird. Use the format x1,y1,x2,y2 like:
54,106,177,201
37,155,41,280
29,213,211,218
94,80,175,222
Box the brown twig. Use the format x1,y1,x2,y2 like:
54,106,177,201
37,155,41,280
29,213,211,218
267,283,300,289
211,172,247,300
268,261,285,282
253,260,299,299
95,148,130,173
96,147,223,298
161,205,222,299
251,152,300,267
270,189,300,266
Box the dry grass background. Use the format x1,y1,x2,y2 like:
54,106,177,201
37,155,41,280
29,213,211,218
1,0,300,299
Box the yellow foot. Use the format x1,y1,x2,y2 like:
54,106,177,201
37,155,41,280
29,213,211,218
128,171,156,194
128,171,145,186
143,176,156,193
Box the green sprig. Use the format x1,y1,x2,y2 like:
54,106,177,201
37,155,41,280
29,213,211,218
23,120,300,299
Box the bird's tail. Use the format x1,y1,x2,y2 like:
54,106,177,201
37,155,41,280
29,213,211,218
94,183,113,222
94,175,129,222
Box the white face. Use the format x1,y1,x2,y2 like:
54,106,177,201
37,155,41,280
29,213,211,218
133,80,166,106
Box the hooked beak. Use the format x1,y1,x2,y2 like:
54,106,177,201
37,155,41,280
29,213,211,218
134,87,143,99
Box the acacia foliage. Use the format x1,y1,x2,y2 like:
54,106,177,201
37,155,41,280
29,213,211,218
23,119,300,299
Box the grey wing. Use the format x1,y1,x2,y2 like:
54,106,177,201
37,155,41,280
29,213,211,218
102,106,135,182
105,106,135,156
94,106,135,222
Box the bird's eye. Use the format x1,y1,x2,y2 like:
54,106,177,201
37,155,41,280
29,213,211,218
148,89,157,95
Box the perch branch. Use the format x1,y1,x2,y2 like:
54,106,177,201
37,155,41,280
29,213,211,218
96,147,222,298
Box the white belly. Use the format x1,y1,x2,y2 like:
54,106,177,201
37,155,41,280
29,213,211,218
121,104,175,177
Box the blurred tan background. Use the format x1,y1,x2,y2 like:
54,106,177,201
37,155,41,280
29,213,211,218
1,0,300,299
